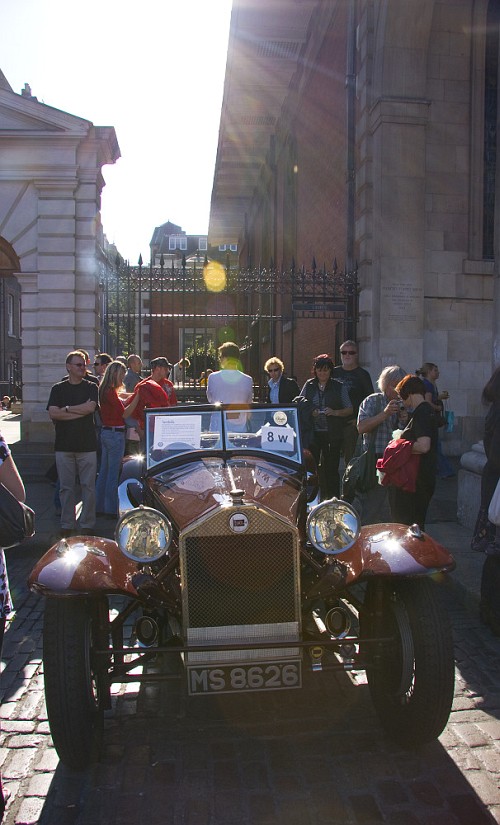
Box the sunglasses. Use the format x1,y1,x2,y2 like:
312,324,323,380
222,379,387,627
268,367,280,373
71,363,86,368
340,350,357,355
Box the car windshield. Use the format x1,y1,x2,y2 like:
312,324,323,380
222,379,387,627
145,406,302,469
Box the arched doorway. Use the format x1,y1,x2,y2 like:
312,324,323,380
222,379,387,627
0,238,22,399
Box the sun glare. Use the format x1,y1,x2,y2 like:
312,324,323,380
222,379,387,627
204,261,226,293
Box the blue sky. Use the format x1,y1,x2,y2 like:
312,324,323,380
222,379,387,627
1,0,233,261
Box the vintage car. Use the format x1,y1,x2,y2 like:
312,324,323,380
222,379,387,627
29,403,456,769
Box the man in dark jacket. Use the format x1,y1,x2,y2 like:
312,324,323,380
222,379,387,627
264,357,300,404
333,340,374,464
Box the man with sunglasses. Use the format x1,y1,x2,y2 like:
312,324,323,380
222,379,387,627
264,357,300,404
93,353,113,382
47,351,99,537
333,340,374,465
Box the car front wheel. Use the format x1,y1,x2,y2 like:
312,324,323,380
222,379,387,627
362,578,455,747
43,597,109,769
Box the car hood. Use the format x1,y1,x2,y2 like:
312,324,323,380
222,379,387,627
147,457,306,531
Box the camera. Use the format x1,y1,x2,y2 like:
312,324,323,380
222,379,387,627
397,401,405,411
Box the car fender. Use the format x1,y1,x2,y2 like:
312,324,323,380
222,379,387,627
342,523,455,583
28,536,140,598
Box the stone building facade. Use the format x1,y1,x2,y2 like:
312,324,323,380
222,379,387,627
209,0,500,457
0,71,120,441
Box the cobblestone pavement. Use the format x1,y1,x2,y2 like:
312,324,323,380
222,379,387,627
2,544,500,825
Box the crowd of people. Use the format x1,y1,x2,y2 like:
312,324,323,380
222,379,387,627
41,342,460,539
1,396,20,411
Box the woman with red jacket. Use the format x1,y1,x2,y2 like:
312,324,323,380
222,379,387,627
95,361,127,518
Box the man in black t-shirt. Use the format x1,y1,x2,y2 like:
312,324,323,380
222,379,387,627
47,351,99,537
333,340,374,465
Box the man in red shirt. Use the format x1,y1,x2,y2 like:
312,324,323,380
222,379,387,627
125,357,177,437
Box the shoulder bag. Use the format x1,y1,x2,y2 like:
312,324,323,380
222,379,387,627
342,432,377,502
0,483,35,549
435,400,446,428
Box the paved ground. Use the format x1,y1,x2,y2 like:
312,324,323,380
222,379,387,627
2,412,500,824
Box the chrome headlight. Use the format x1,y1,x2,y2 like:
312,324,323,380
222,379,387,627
115,506,172,563
307,497,360,555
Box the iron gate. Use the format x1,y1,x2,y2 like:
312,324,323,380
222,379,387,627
101,258,358,399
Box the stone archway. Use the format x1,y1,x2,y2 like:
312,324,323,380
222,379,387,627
0,236,20,272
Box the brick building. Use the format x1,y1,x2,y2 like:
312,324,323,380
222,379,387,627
209,0,500,454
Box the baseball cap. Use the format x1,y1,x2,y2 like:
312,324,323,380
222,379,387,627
150,357,173,370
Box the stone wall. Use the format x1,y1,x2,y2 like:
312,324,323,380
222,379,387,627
0,80,119,441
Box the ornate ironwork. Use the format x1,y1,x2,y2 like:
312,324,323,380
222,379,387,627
102,258,357,395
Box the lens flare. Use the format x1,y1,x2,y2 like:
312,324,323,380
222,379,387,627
217,326,235,343
203,261,226,292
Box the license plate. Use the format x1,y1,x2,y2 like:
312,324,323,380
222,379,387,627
188,659,302,695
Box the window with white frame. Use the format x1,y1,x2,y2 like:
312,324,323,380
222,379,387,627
219,244,227,251
169,235,188,251
199,237,208,251
230,244,238,252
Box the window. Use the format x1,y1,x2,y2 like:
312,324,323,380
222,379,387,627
230,244,238,252
199,237,208,251
483,0,500,259
169,235,188,251
7,294,14,336
219,244,227,251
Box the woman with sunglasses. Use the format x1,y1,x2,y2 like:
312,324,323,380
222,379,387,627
264,357,299,404
299,354,353,499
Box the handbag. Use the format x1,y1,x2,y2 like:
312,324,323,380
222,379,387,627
0,483,35,549
444,409,454,433
342,433,377,502
376,438,421,492
435,400,446,428
488,478,500,526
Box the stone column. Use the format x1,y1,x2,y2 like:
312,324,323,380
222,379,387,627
368,98,430,374
458,442,487,529
22,180,79,441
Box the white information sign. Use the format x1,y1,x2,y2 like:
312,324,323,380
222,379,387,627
153,415,202,451
260,426,295,452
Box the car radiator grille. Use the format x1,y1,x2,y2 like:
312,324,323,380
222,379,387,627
179,506,301,645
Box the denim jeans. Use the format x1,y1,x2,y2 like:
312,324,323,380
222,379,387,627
95,429,125,516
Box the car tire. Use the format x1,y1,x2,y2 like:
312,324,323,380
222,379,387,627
43,597,108,770
362,578,455,746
